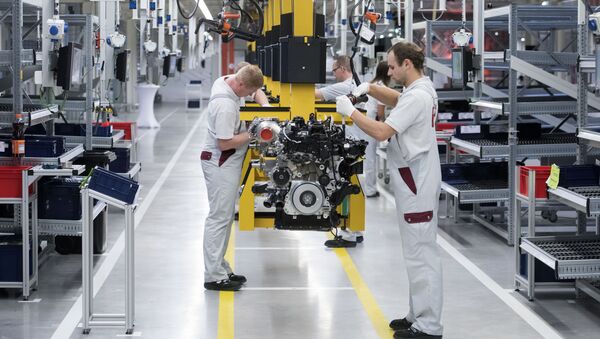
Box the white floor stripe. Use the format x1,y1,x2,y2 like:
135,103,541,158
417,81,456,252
135,107,180,142
242,287,354,291
50,114,203,339
235,247,324,250
377,184,563,339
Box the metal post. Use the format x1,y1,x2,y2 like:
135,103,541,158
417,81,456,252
340,0,347,54
21,169,30,300
12,0,23,122
425,21,433,78
473,0,484,100
404,0,413,43
125,205,135,334
507,4,519,246
527,171,536,301
81,188,91,333
85,16,93,150
577,0,589,235
514,180,522,290
32,180,38,290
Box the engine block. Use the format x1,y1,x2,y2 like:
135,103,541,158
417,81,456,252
249,115,367,231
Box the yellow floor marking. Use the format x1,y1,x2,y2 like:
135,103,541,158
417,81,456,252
217,225,236,339
331,235,393,338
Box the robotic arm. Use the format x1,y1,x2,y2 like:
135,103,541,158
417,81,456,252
196,0,263,43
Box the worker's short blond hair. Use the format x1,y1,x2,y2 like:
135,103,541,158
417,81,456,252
333,55,351,71
236,64,264,89
234,61,250,73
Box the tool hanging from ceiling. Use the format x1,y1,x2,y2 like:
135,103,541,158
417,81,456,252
195,0,264,42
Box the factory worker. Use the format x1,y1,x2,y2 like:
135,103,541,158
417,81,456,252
315,55,356,101
362,61,391,198
336,41,443,339
201,65,264,291
315,55,364,248
235,61,271,107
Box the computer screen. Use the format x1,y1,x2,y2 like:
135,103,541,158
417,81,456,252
162,54,177,78
56,43,83,91
115,50,129,82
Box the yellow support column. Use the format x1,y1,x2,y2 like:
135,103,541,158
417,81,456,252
290,0,315,120
347,175,366,231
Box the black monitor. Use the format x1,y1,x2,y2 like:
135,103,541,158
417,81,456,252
115,50,129,82
162,54,177,78
176,57,185,73
56,43,83,90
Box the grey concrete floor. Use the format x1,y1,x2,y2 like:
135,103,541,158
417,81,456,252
1,98,600,339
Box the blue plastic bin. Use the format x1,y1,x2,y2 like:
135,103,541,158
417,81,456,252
0,236,32,282
88,167,139,204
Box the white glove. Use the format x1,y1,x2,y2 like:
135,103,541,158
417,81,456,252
352,82,370,97
336,95,356,117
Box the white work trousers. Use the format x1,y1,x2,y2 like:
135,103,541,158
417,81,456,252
389,149,443,336
363,134,378,196
201,149,244,282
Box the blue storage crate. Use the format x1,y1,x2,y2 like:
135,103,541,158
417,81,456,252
25,137,61,157
109,147,131,173
0,236,32,282
25,135,65,156
88,167,139,204
559,165,600,188
55,123,112,137
38,177,84,220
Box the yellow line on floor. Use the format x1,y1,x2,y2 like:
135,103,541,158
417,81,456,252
332,237,393,339
217,225,236,339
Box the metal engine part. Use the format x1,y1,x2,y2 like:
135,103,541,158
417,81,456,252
249,115,367,230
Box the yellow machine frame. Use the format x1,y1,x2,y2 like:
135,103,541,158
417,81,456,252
238,0,365,232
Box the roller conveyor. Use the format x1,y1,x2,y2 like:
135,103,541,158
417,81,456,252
451,134,581,158
442,179,509,203
548,186,600,216
520,235,600,280
0,104,58,127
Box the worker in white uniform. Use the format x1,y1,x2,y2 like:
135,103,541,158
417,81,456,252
315,55,363,248
336,42,443,338
201,65,265,291
362,61,391,198
315,55,356,101
235,61,271,106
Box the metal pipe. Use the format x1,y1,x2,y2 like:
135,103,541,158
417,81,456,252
341,0,347,54
404,0,413,43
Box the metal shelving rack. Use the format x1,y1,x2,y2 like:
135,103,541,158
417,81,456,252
431,4,591,245
514,1,600,303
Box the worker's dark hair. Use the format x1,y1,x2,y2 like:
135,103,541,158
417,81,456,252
333,55,352,71
388,42,425,72
371,61,390,86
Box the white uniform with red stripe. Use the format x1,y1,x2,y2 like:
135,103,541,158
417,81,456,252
385,76,443,336
201,76,247,283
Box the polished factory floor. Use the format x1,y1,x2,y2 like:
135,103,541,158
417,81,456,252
2,84,600,339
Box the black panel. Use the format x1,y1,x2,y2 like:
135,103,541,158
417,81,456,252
280,13,293,37
280,37,326,83
314,14,325,37
265,45,273,76
271,44,280,81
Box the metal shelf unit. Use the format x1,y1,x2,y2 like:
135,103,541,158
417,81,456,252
38,201,107,236
450,135,581,159
63,130,125,149
0,145,85,167
0,104,58,127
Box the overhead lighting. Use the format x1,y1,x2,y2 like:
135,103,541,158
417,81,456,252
199,0,213,20
541,1,549,6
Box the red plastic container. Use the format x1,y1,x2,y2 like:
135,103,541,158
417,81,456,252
109,122,136,141
519,166,551,199
0,166,32,198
